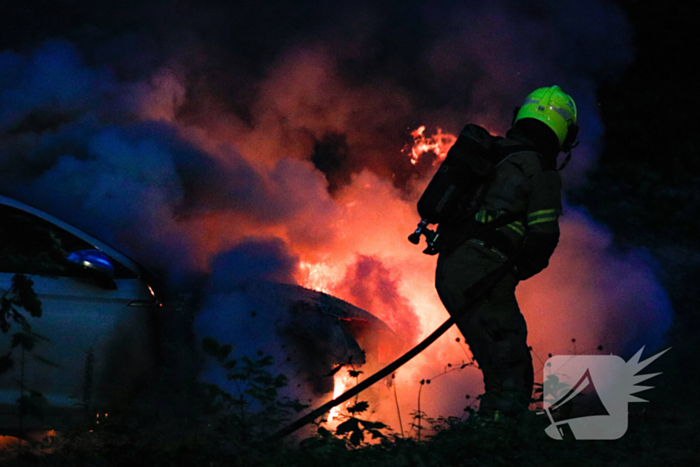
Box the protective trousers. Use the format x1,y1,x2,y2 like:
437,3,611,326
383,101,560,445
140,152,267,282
435,241,533,416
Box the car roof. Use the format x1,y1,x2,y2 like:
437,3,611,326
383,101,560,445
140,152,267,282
0,194,148,278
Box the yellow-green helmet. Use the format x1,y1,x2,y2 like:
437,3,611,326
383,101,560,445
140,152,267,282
514,85,577,149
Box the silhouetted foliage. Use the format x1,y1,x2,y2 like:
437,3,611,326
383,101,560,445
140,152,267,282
199,337,309,441
0,274,45,374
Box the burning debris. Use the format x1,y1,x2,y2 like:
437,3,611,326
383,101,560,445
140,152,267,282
405,126,456,166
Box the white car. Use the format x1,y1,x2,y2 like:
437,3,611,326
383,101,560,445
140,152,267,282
0,194,393,435
0,194,161,432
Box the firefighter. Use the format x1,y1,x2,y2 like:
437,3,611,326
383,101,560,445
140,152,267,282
435,85,578,417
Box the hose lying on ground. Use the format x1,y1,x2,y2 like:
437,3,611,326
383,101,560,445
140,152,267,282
270,255,518,440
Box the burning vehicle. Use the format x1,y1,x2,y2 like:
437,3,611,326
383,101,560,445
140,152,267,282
0,194,393,435
195,280,396,401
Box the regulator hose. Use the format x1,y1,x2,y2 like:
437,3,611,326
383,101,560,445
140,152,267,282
270,254,518,440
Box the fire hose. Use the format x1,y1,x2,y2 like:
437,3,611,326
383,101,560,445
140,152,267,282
270,254,518,440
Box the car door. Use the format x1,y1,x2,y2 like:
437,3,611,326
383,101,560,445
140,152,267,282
0,200,159,430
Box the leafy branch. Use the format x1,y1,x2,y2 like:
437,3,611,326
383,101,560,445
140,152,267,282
0,274,45,375
199,337,308,440
334,400,388,447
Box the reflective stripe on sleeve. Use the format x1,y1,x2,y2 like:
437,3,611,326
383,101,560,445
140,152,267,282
475,210,496,223
507,221,525,236
527,208,559,226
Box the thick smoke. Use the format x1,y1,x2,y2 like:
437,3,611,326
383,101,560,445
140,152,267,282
0,0,671,426
207,238,299,291
0,40,339,274
520,203,673,357
335,254,421,347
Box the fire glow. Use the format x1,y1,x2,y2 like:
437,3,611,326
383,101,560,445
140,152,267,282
407,126,457,165
291,128,486,424
327,368,357,428
176,109,672,428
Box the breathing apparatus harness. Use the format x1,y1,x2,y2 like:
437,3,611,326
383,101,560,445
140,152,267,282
408,144,575,257
408,128,545,257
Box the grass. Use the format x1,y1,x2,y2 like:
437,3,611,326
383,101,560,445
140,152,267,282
3,397,696,467
2,335,697,467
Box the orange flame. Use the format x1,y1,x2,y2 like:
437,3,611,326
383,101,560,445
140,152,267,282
298,261,337,294
407,126,457,165
327,368,357,429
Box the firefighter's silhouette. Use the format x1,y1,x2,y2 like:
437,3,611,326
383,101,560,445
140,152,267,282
433,86,579,416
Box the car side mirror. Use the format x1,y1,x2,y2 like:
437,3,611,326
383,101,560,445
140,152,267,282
67,249,117,290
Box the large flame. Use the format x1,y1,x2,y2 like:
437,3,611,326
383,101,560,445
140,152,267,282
327,368,358,429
